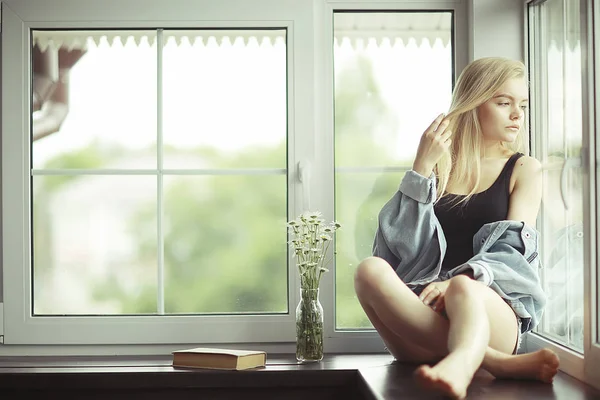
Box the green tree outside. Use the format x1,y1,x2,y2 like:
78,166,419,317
33,54,409,328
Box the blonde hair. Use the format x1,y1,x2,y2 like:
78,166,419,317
436,57,528,204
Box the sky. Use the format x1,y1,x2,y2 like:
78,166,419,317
30,23,581,171
32,33,453,168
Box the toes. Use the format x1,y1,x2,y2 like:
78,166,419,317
540,365,559,383
414,365,435,380
413,366,466,399
541,348,560,368
437,380,466,399
414,365,441,388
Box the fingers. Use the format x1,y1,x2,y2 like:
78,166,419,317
431,296,445,312
419,286,440,306
439,127,453,143
433,119,450,134
428,118,450,139
427,113,445,133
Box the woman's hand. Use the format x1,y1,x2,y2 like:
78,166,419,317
419,280,450,313
412,113,453,177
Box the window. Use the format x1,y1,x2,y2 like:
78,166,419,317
1,0,466,353
332,11,454,329
3,0,312,346
32,29,288,316
529,0,585,353
527,0,599,387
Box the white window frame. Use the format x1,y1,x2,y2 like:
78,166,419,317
523,0,587,379
1,0,316,351
0,0,467,355
316,0,467,348
585,0,600,386
523,0,600,390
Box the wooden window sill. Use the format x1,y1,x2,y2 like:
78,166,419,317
0,353,598,399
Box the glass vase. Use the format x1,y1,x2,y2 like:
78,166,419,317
295,288,324,362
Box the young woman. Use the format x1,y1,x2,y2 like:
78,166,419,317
354,57,560,399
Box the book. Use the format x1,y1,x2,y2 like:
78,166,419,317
172,347,267,370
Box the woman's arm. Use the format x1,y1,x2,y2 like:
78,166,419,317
372,113,452,284
373,170,445,285
507,155,543,226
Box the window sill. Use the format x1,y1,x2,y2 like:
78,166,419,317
0,354,599,399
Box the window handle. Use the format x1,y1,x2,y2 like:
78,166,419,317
560,156,581,210
298,160,311,211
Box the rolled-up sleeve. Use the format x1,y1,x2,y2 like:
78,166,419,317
399,170,438,203
373,170,445,286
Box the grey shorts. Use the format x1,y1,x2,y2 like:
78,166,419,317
513,315,524,355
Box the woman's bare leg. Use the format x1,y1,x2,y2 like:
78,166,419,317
358,299,442,364
354,257,559,398
413,274,494,398
482,346,560,383
359,286,558,382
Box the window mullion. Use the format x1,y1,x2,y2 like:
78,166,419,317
157,28,165,315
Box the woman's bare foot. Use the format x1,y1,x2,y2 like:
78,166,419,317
485,348,559,383
413,351,476,399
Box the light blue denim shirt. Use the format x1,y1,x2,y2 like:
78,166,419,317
373,170,546,333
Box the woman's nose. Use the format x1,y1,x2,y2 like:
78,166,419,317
510,108,523,119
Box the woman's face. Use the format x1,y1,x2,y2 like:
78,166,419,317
478,77,528,144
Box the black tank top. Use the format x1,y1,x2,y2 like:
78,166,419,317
434,152,524,273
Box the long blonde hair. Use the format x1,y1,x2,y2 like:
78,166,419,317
436,57,527,204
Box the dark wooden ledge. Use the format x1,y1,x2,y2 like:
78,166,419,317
0,354,598,399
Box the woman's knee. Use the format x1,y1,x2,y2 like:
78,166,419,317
446,274,478,297
354,256,392,293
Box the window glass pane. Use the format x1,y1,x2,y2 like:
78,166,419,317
530,0,584,352
162,30,287,170
30,29,289,317
335,171,407,328
163,175,288,314
333,12,453,329
33,175,158,315
31,30,158,169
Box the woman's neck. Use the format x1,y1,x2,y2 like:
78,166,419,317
481,141,510,159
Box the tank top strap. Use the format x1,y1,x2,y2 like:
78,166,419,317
500,152,524,178
497,152,524,190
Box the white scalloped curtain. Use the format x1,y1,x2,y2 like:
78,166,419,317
32,12,452,52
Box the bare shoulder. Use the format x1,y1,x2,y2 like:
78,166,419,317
515,154,542,170
513,155,542,182
509,155,542,195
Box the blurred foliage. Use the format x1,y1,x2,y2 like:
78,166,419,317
32,140,125,311
86,144,288,314
39,139,125,191
33,54,414,328
333,55,412,329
